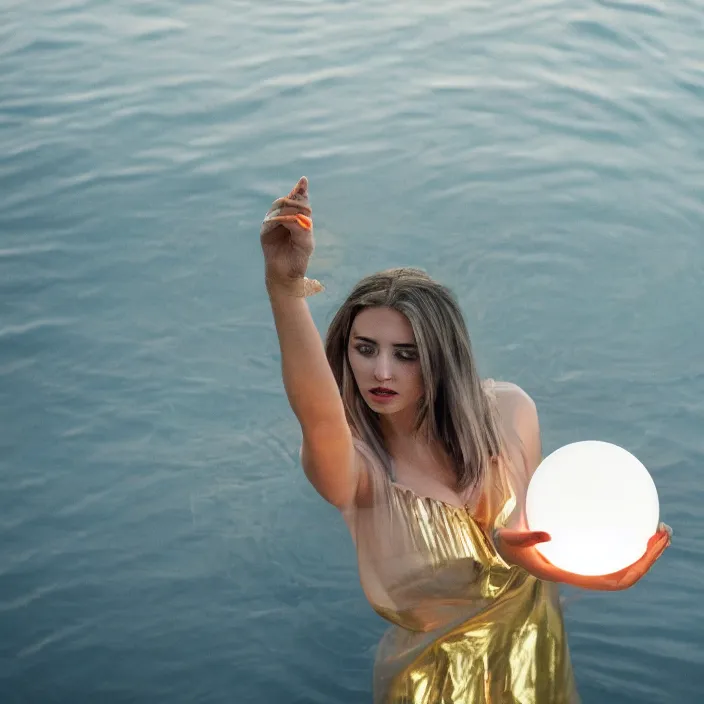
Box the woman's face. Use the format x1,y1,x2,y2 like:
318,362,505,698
347,306,425,417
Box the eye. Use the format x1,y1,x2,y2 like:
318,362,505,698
397,350,418,362
353,344,417,361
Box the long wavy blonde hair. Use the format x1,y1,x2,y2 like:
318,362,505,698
324,267,513,514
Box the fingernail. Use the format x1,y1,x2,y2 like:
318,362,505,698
296,214,312,230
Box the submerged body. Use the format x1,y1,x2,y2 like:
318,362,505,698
340,381,579,703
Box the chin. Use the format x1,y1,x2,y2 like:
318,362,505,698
368,399,404,414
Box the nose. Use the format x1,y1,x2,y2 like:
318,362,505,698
374,352,393,382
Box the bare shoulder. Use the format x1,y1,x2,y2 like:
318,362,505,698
490,381,537,419
489,381,541,459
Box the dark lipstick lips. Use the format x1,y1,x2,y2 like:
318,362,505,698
370,387,397,394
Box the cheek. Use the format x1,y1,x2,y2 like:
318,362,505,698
402,364,424,393
415,370,425,393
347,351,365,378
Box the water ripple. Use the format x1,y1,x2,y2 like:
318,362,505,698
1,0,702,701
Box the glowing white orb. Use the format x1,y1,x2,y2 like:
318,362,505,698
526,441,659,576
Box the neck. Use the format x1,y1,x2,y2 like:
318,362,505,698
379,412,437,459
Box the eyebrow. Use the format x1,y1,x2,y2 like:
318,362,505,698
352,335,417,349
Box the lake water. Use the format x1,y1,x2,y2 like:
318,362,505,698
1,0,703,701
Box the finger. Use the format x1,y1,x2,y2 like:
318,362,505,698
651,533,671,560
499,529,551,548
295,214,312,230
264,213,311,228
268,196,312,217
642,532,670,566
261,213,312,236
658,522,673,537
263,203,309,223
501,529,550,547
647,529,671,552
649,531,669,552
287,176,308,201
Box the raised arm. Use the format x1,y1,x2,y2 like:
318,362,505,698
260,177,366,509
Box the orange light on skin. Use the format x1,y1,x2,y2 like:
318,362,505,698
526,441,660,576
295,214,312,230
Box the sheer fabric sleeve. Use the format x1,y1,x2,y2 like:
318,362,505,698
489,381,543,533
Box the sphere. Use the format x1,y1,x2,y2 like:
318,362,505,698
525,441,659,576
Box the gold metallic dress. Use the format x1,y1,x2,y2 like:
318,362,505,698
340,381,579,704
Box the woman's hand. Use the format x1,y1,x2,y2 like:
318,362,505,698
495,523,673,591
493,528,557,582
260,176,315,294
587,523,672,591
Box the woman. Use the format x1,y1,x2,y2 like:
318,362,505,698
260,176,672,704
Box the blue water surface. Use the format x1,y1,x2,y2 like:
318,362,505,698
1,0,703,702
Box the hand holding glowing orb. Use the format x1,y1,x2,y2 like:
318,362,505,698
526,441,659,576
